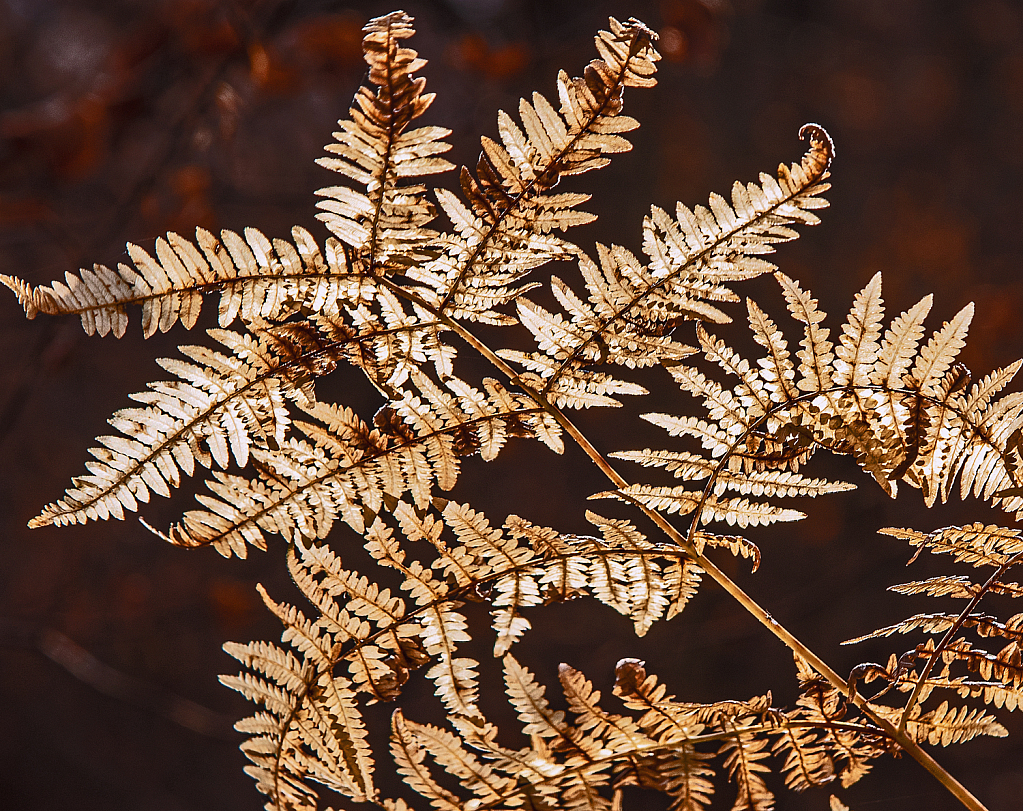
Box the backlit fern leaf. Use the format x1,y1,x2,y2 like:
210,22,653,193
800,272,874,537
612,272,1023,533
384,657,890,811
314,12,453,265
222,637,374,811
403,18,660,324
845,521,1023,757
499,130,833,409
30,329,294,528
161,373,562,556
2,225,363,338
11,9,1023,811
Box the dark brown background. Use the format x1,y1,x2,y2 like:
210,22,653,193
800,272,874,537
2,0,1023,809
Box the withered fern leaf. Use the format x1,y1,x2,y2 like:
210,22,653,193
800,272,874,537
7,9,1023,811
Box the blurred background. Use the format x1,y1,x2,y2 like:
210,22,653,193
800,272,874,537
2,0,1023,808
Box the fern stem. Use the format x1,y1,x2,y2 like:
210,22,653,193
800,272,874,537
898,549,1023,736
376,280,989,811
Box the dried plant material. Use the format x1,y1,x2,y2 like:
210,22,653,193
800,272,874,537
7,10,1020,811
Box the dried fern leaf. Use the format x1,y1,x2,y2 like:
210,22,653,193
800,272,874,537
391,711,464,811
775,273,834,394
845,611,1023,645
163,376,562,556
29,329,293,528
718,725,774,811
2,226,360,337
603,484,806,529
315,12,453,264
403,18,660,324
747,297,798,403
222,637,375,809
832,272,884,389
500,129,833,410
880,523,1023,569
772,721,834,792
871,701,1007,746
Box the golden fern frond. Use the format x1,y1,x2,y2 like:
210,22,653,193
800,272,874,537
402,18,660,324
930,638,1023,689
889,576,983,599
222,494,763,811
2,15,458,344
879,523,1023,568
29,329,295,528
30,295,464,532
389,657,894,811
314,12,452,265
771,720,835,792
775,273,834,394
223,498,719,801
599,483,808,528
832,272,883,389
844,611,1023,644
612,271,1023,533
718,725,773,811
222,637,374,810
1,226,361,338
871,701,1007,746
498,130,832,410
867,654,1023,713
843,520,1023,763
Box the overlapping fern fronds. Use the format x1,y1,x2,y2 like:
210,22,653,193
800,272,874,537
223,501,719,809
7,9,1022,811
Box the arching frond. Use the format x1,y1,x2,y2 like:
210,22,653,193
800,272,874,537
221,636,374,811
400,19,660,324
499,129,833,409
612,272,1023,535
162,374,563,556
389,657,889,811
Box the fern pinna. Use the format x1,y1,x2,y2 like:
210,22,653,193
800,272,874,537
6,10,1023,811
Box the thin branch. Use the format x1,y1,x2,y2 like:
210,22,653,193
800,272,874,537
0,620,237,740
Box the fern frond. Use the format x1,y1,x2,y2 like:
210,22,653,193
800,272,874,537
879,523,1023,569
391,711,465,811
500,129,833,410
401,18,660,324
222,637,375,810
871,701,1007,746
832,272,884,389
2,226,361,337
603,484,806,528
314,12,453,264
775,273,834,394
29,329,294,528
719,725,774,811
163,375,562,556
